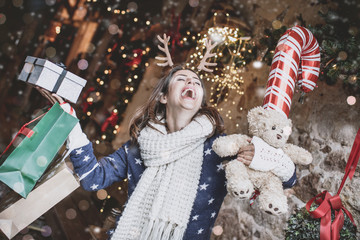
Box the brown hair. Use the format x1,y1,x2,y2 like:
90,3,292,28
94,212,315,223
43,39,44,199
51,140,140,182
129,66,224,143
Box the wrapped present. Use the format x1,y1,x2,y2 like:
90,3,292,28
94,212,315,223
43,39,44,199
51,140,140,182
0,160,80,239
0,103,78,198
18,56,87,103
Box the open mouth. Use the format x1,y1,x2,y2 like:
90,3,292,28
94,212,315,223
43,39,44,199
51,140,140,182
181,88,196,99
276,134,282,140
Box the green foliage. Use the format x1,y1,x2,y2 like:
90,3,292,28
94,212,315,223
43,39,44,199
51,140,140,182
259,26,287,65
285,207,357,240
258,0,360,92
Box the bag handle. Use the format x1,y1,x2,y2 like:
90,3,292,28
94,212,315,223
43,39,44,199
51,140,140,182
0,112,46,158
0,103,74,158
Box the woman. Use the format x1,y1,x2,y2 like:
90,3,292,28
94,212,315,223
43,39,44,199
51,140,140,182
39,66,296,240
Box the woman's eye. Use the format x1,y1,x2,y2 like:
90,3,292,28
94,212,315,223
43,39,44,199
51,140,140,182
195,82,201,86
177,78,185,81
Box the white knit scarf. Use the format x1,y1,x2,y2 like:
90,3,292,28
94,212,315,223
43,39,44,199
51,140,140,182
111,115,214,240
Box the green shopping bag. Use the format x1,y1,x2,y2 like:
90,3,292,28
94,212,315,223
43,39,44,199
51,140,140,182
0,102,78,198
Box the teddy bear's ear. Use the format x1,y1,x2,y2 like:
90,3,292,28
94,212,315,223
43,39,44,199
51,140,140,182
287,118,293,128
247,107,267,121
247,107,268,135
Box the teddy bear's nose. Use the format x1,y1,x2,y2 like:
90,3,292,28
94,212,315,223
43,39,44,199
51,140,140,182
277,134,282,139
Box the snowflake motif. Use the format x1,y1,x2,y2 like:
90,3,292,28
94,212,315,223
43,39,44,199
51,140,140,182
192,215,199,221
208,198,214,205
127,173,132,180
90,184,99,190
124,145,128,154
199,182,209,190
107,157,115,161
83,155,90,162
135,158,142,165
197,228,204,234
216,163,224,172
76,148,84,155
204,148,212,156
211,212,216,218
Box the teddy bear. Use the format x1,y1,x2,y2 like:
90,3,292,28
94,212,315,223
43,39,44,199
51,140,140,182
212,106,313,215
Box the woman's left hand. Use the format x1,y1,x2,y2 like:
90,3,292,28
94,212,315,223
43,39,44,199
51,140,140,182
236,139,255,166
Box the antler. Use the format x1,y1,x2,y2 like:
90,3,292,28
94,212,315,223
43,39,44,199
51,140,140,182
155,34,174,67
197,39,218,72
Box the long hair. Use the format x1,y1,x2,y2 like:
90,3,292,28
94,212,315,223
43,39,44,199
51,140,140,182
129,66,224,143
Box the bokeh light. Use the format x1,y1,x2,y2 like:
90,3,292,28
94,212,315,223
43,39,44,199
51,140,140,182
108,24,119,35
252,60,263,69
78,200,90,211
36,156,48,167
45,47,56,58
212,225,223,236
22,234,34,240
0,13,6,24
65,208,77,220
127,2,138,12
12,0,23,7
189,0,199,7
347,96,356,105
45,0,56,6
96,189,108,200
41,225,52,237
77,59,89,70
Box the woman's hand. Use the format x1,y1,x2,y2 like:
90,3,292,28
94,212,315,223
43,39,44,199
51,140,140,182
36,87,64,105
236,139,255,166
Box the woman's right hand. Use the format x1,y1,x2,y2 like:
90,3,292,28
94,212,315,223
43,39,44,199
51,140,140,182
36,87,65,105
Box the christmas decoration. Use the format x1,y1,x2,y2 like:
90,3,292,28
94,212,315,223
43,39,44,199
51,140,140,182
263,26,320,117
286,128,359,240
186,11,257,113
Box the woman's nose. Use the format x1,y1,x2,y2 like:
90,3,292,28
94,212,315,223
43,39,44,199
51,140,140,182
186,78,195,85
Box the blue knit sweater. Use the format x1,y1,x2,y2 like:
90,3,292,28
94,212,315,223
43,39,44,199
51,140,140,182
69,134,296,239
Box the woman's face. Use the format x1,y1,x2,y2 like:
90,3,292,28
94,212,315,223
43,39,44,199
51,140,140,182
160,69,204,115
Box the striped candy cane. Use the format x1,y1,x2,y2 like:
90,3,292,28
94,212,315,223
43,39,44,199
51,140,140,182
262,26,320,118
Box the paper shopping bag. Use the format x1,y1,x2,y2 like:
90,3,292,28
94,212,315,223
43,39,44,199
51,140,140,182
0,103,78,198
0,160,80,239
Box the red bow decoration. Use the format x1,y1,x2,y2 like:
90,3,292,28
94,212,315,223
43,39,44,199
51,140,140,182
125,48,143,67
101,111,119,132
306,128,360,240
81,87,95,113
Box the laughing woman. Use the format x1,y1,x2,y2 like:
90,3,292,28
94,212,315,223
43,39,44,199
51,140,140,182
38,35,296,240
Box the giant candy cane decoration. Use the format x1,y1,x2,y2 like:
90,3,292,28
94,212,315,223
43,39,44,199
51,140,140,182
262,26,320,118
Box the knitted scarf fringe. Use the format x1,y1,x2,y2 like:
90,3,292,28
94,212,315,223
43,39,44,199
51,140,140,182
140,219,185,240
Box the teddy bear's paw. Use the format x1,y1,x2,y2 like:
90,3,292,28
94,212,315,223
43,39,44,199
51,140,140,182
258,192,288,215
227,179,254,199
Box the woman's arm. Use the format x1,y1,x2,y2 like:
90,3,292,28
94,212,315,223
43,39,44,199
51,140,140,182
69,142,128,191
37,88,129,191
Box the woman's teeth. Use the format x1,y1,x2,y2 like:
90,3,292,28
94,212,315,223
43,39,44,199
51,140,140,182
181,89,195,99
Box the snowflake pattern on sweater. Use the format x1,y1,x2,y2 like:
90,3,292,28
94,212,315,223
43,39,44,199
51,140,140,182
69,134,296,240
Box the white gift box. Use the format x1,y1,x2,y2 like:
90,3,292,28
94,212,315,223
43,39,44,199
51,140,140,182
18,56,87,103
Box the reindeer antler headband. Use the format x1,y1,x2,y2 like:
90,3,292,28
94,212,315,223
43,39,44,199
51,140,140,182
155,33,218,72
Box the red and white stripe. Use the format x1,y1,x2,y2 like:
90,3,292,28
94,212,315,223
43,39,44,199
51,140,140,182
263,26,320,118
